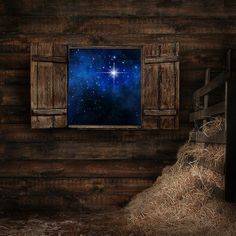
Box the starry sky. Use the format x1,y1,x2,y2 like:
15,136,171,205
68,48,141,126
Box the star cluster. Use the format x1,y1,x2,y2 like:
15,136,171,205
68,48,141,126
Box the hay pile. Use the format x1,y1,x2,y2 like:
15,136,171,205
125,117,236,236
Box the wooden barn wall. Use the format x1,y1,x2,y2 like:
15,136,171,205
0,0,235,211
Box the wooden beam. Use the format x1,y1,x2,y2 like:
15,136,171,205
226,49,232,73
193,72,229,99
145,56,178,64
144,109,176,116
32,108,67,115
189,130,226,144
225,54,236,201
190,101,225,122
0,160,169,178
68,125,141,129
203,68,211,124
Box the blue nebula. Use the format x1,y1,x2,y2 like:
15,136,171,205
68,48,141,126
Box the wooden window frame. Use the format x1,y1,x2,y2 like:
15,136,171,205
30,42,179,130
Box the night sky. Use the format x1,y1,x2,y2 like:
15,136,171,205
68,48,141,126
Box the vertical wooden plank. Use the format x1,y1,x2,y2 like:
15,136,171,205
54,115,67,128
159,63,175,110
30,43,67,129
142,42,179,129
174,60,180,129
53,64,67,109
225,72,236,202
34,43,53,128
159,62,178,129
31,116,53,129
31,43,38,128
53,44,67,57
143,64,158,108
37,62,53,109
38,43,53,57
203,68,211,125
53,63,67,128
33,61,53,128
160,117,176,129
30,43,38,110
53,44,67,128
142,62,158,128
225,49,236,202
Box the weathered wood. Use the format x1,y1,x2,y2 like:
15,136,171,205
0,69,29,85
1,0,232,18
32,56,67,63
0,106,29,124
0,177,155,195
145,56,178,64
0,160,169,178
30,44,38,110
193,72,229,99
203,68,211,125
32,109,67,115
30,43,68,128
1,124,190,142
2,140,179,160
226,49,232,72
225,59,236,202
1,16,236,35
189,101,225,122
0,53,29,69
144,109,176,116
142,42,179,129
0,86,29,106
0,176,154,210
189,130,226,144
0,176,156,210
0,0,234,210
69,125,140,129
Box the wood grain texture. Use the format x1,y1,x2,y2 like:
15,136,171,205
0,0,234,210
30,43,67,128
142,43,179,129
0,176,155,210
0,160,169,178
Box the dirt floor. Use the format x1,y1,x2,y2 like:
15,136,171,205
0,210,128,236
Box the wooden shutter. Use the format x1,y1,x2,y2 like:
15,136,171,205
142,42,179,129
31,43,68,128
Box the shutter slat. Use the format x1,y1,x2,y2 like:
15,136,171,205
159,63,176,110
53,44,67,128
144,109,176,116
142,42,179,129
32,108,67,115
30,44,38,110
30,43,68,129
37,62,53,109
32,56,67,63
145,56,178,64
53,63,67,109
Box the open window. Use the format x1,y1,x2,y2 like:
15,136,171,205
68,47,141,128
30,42,179,129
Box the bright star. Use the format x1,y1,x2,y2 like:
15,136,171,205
98,62,127,86
110,67,118,79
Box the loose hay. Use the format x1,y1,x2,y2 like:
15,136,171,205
125,117,236,236
200,116,225,137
